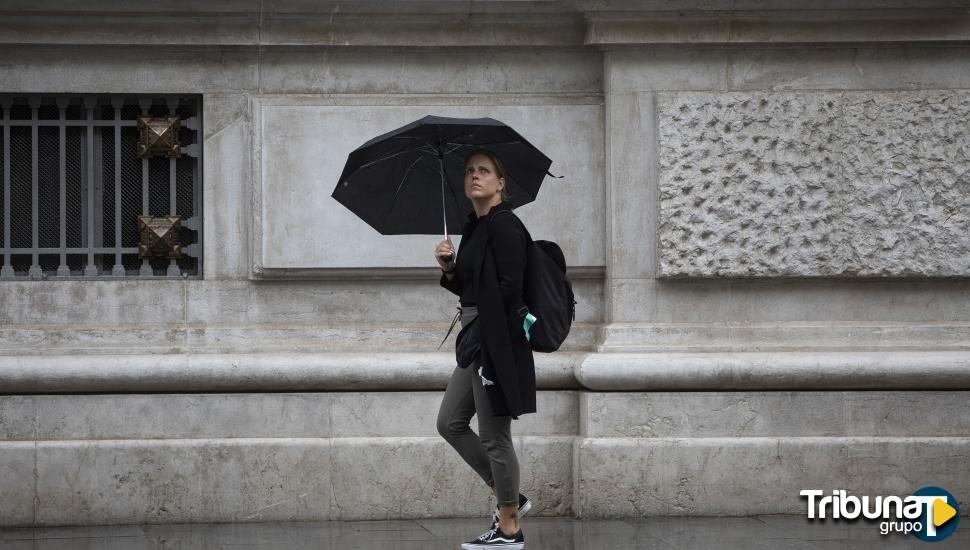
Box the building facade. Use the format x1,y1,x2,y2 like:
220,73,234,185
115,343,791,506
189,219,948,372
1,0,968,526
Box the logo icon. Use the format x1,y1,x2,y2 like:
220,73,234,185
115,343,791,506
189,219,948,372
912,486,959,542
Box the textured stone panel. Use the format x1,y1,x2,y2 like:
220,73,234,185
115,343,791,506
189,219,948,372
658,90,970,277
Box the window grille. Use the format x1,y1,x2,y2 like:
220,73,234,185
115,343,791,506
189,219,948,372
0,94,202,279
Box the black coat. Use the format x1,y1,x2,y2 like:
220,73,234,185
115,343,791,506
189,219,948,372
440,201,537,418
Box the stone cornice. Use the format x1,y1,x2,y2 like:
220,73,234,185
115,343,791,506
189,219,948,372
250,266,605,281
584,8,970,46
0,2,968,47
0,7,586,47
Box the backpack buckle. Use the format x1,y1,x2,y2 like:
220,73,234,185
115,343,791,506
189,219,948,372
517,306,529,317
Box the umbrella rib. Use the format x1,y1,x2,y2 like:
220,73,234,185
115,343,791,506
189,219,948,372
443,126,484,147
444,139,524,149
395,154,426,197
351,145,438,175
442,142,468,156
389,136,441,153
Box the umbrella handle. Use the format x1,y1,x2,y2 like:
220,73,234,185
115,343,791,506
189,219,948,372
440,159,454,264
442,230,453,263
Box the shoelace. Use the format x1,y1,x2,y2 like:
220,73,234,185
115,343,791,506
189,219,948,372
477,527,498,541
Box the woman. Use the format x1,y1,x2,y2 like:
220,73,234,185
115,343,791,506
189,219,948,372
434,149,537,550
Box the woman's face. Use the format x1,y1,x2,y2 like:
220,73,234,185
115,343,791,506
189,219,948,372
464,153,505,202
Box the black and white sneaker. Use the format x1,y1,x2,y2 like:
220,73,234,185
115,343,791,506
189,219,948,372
487,493,533,531
460,526,525,550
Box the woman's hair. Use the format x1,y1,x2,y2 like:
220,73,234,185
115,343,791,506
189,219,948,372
465,148,510,201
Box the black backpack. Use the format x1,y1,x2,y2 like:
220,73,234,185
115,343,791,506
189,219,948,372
495,211,576,353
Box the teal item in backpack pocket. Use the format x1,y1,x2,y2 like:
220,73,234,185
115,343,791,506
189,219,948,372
523,312,537,341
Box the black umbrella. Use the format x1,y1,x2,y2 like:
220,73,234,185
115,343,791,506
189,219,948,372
332,115,556,242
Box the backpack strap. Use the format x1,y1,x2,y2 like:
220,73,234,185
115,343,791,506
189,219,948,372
489,209,534,245
488,209,533,319
437,305,461,350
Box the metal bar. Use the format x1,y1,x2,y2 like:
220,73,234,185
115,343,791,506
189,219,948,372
1,98,11,277
167,98,178,276
83,98,97,276
56,99,68,276
139,99,151,276
168,154,179,276
112,98,123,276
1,120,138,127
28,98,40,278
1,247,141,254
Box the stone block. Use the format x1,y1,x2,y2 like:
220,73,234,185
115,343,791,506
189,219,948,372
603,277,970,327
576,437,970,517
258,48,602,95
726,45,970,92
0,281,186,326
0,443,35,525
329,436,573,520
581,392,970,438
31,439,332,525
604,91,658,279
3,436,570,526
0,45,257,93
253,97,604,272
597,320,970,352
605,49,728,93
202,93,251,280
0,396,35,440
1,391,577,441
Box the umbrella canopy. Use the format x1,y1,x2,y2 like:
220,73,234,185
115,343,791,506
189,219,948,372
332,115,554,236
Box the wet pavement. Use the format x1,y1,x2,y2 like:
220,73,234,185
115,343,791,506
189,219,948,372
1,515,966,549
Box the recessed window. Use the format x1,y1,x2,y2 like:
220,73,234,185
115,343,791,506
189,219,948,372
0,94,202,279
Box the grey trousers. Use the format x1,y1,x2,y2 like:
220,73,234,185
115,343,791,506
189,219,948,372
436,306,520,507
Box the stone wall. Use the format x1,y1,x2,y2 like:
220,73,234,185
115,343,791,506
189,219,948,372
1,0,969,526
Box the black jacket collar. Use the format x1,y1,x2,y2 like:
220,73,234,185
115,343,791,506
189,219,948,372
466,201,513,223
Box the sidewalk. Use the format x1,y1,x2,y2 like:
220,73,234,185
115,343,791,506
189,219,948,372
1,515,965,549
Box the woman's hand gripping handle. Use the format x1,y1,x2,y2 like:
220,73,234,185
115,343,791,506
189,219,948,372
435,237,456,272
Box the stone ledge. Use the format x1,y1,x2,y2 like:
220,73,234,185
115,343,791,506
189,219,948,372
0,322,600,354
6,349,970,393
578,350,970,390
0,8,585,48
597,322,970,352
2,2,967,47
585,9,970,46
0,352,585,393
